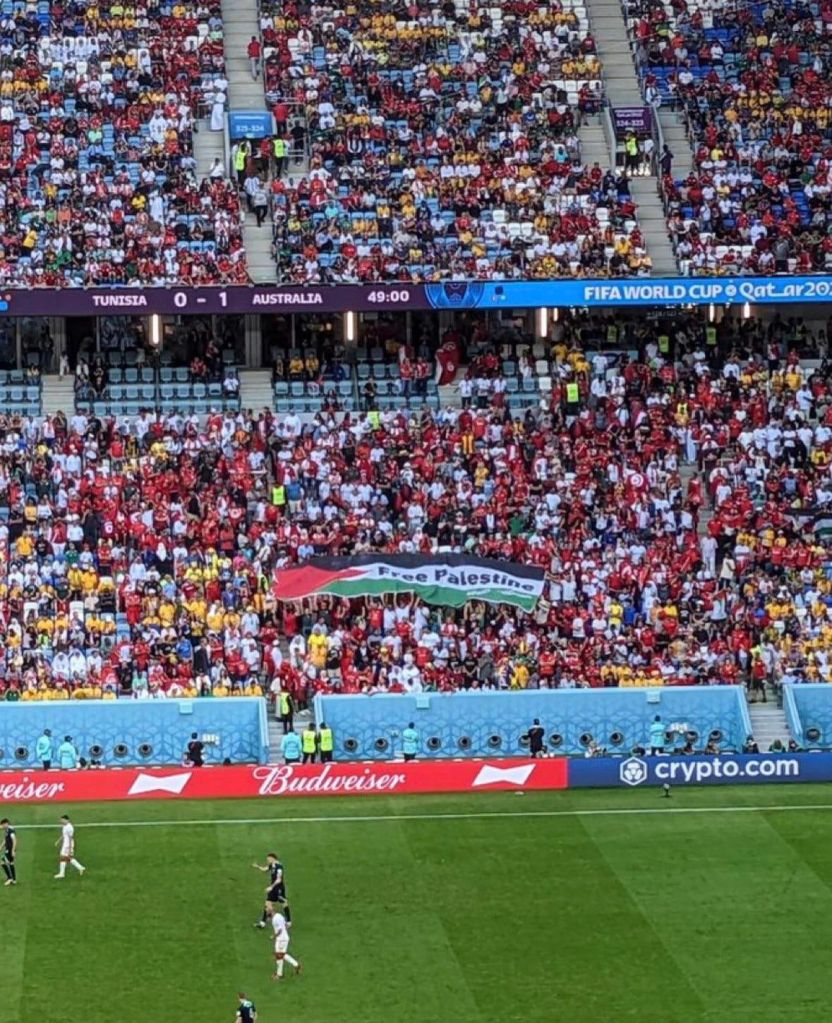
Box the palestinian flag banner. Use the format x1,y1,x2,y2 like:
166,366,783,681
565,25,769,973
785,506,832,539
273,554,545,612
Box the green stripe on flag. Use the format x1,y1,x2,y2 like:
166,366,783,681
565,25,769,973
319,578,539,612
815,517,832,538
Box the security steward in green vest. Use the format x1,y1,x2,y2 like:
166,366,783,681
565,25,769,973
318,722,334,763
273,136,287,177
565,379,580,416
234,140,249,185
302,724,318,764
277,687,294,734
271,482,286,511
624,132,639,173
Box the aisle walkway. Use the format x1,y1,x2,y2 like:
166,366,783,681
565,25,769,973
220,0,276,282
584,0,695,275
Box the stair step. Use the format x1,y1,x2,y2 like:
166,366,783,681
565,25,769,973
747,701,792,747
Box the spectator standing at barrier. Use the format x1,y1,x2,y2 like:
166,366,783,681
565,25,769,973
193,640,211,687
257,137,272,175
642,135,655,173
527,719,545,759
243,171,260,213
57,736,78,770
210,86,227,133
247,36,261,79
319,723,334,763
36,729,53,771
402,723,420,762
749,654,768,705
281,729,301,765
700,534,717,578
649,717,666,756
302,724,317,764
187,733,205,768
252,181,269,227
273,101,288,136
660,145,673,176
290,119,305,164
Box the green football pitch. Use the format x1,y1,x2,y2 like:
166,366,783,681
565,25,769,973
5,784,832,1023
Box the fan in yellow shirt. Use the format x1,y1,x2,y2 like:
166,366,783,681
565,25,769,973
308,626,328,670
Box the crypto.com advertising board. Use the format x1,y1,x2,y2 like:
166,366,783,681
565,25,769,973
568,753,826,788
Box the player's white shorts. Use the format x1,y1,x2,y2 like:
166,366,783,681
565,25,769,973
274,936,290,955
60,844,73,858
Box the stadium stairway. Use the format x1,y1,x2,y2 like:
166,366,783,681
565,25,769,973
41,374,75,417
575,116,682,273
219,0,279,283
241,217,276,283
679,461,712,537
585,0,683,274
578,119,609,173
438,377,462,409
628,178,678,275
585,0,643,106
268,708,313,762
221,0,268,111
193,118,226,182
239,368,275,412
747,701,792,750
657,108,694,180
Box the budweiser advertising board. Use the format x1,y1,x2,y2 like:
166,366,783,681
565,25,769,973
0,759,568,806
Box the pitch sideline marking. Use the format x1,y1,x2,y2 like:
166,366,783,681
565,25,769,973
11,802,832,830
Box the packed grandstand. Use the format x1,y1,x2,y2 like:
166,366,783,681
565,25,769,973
0,308,828,708
0,0,822,283
0,0,827,717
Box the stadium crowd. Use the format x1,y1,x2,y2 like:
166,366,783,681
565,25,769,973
257,0,652,281
627,0,832,275
0,0,247,287
0,311,830,704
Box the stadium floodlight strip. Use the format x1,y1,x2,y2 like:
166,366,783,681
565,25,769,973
12,803,832,830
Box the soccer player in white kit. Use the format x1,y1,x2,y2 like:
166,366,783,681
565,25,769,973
54,814,86,879
269,904,301,980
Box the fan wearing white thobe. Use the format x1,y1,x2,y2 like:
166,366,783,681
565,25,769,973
210,90,226,132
